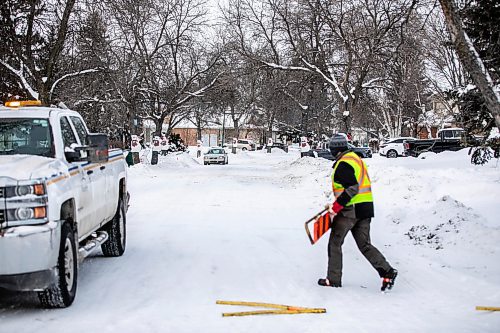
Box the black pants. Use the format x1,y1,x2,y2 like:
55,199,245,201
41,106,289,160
327,216,392,284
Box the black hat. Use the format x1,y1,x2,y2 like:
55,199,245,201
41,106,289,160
329,134,349,158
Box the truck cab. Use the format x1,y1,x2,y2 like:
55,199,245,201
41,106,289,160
0,101,128,308
437,128,465,141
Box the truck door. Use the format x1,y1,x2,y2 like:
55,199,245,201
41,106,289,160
69,116,108,228
103,155,119,221
60,116,94,236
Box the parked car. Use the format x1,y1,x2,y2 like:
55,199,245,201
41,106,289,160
0,100,128,308
271,142,288,151
225,139,256,151
303,144,372,160
204,147,228,165
379,137,416,158
349,144,372,158
404,128,475,157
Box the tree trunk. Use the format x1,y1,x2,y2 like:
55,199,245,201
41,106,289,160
439,0,500,129
154,115,166,137
196,121,202,141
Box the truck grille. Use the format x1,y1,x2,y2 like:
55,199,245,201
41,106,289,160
0,187,4,198
0,209,4,224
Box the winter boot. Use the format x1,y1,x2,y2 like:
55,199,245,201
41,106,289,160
381,268,398,291
318,278,341,288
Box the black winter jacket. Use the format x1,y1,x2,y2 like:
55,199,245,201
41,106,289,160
332,154,374,219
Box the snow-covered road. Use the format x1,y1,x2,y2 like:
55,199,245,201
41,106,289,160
1,149,499,332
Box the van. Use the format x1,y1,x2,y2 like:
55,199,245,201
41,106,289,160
227,139,256,151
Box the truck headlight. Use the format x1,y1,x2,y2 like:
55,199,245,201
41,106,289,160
8,206,47,222
16,207,35,220
2,181,48,226
13,184,45,197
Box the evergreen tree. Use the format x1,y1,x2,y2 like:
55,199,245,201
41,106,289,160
448,1,500,163
462,0,500,81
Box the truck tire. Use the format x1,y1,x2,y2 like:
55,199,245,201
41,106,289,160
387,150,398,158
38,223,77,308
101,198,126,257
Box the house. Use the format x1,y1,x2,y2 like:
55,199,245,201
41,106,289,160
416,95,460,139
350,127,378,147
169,115,272,147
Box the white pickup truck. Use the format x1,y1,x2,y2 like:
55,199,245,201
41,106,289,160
0,102,128,308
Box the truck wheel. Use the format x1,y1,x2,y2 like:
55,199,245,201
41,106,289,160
102,198,126,257
387,150,398,158
38,223,77,308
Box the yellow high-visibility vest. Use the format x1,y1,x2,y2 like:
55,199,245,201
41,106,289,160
332,151,373,206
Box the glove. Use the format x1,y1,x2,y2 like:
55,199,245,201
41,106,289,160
327,201,344,218
332,201,343,214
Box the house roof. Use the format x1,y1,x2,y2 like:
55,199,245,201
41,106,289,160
171,114,268,130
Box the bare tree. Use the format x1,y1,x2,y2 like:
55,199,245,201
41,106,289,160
108,0,223,136
224,0,420,133
0,0,102,104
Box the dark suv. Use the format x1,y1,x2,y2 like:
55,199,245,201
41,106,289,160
303,144,372,160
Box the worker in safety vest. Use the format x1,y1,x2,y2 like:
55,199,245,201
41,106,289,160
318,134,397,291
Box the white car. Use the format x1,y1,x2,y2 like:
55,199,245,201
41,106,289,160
204,147,228,165
379,137,415,158
226,139,256,151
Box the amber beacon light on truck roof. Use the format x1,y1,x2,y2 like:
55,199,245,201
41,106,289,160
4,100,42,108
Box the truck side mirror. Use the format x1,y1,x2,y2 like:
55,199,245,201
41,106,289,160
65,150,84,163
86,134,109,163
64,143,86,162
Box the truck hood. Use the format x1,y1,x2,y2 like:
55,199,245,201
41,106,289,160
0,155,68,183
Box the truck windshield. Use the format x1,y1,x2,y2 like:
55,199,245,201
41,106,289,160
0,118,54,157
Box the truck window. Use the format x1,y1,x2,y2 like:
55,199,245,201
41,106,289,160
0,118,54,157
60,116,78,149
453,130,463,139
70,116,88,145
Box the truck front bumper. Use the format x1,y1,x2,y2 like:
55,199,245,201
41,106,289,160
0,269,57,291
0,221,61,291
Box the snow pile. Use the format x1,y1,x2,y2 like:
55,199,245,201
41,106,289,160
158,151,201,167
404,195,483,249
370,151,499,242
159,152,201,168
